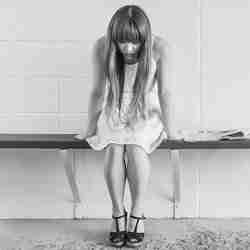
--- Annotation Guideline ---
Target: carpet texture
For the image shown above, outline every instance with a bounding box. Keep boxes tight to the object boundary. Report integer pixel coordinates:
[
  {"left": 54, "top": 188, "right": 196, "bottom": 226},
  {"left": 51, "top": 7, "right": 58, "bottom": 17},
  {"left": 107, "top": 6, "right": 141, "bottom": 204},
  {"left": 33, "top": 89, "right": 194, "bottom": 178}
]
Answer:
[{"left": 3, "top": 224, "right": 250, "bottom": 250}]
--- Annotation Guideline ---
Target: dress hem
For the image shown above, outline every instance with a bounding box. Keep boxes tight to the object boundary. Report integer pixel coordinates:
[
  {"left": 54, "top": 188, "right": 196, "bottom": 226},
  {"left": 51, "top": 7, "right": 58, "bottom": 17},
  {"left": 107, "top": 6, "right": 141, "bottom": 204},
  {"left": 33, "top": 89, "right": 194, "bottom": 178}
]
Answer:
[{"left": 86, "top": 129, "right": 167, "bottom": 154}]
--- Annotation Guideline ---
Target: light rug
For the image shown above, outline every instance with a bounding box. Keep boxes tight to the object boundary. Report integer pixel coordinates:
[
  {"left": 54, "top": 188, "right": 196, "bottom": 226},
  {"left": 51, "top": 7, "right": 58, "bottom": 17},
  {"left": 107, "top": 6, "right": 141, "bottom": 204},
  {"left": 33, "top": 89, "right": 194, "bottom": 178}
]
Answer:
[{"left": 2, "top": 224, "right": 250, "bottom": 250}]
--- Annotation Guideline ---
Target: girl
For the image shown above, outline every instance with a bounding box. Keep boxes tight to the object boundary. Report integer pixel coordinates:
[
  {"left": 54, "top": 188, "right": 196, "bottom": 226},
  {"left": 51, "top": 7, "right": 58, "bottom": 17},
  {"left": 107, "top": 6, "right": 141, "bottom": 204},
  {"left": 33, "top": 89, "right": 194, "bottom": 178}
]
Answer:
[{"left": 78, "top": 4, "right": 175, "bottom": 248}]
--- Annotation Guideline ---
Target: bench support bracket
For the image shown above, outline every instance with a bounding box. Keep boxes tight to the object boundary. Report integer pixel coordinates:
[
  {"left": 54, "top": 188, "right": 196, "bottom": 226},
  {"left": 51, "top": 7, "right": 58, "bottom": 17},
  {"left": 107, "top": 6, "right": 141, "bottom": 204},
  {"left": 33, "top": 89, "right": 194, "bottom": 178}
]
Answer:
[
  {"left": 60, "top": 149, "right": 81, "bottom": 204},
  {"left": 170, "top": 149, "right": 181, "bottom": 219}
]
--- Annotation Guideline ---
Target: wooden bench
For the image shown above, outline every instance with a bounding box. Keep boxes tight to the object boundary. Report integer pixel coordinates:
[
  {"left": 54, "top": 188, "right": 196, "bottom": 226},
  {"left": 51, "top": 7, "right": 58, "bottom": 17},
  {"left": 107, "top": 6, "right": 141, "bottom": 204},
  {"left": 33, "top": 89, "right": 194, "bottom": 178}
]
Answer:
[{"left": 0, "top": 133, "right": 249, "bottom": 218}]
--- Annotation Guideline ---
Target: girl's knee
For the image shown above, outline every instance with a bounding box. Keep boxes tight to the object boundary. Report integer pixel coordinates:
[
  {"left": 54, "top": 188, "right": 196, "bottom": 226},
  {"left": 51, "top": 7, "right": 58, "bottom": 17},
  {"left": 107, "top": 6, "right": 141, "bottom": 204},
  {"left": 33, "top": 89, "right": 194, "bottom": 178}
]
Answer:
[
  {"left": 125, "top": 144, "right": 147, "bottom": 155},
  {"left": 106, "top": 143, "right": 125, "bottom": 155}
]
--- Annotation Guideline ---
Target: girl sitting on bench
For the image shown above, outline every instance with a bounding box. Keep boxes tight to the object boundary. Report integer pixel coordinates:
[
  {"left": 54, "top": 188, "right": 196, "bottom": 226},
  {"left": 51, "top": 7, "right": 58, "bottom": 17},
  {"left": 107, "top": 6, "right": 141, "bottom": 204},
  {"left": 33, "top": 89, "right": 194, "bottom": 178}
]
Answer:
[{"left": 83, "top": 4, "right": 175, "bottom": 247}]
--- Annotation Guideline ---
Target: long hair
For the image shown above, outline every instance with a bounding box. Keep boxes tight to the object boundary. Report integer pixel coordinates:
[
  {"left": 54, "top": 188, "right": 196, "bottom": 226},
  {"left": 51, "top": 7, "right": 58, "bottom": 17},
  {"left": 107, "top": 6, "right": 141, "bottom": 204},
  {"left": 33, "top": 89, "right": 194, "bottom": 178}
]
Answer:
[{"left": 104, "top": 5, "right": 153, "bottom": 128}]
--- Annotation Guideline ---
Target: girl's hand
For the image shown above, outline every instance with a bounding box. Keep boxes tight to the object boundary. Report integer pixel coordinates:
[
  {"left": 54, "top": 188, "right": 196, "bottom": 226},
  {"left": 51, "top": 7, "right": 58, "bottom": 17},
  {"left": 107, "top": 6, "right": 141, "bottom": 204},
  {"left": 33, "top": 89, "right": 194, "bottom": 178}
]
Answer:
[
  {"left": 74, "top": 134, "right": 85, "bottom": 140},
  {"left": 164, "top": 129, "right": 183, "bottom": 140},
  {"left": 74, "top": 126, "right": 97, "bottom": 140},
  {"left": 167, "top": 136, "right": 182, "bottom": 140}
]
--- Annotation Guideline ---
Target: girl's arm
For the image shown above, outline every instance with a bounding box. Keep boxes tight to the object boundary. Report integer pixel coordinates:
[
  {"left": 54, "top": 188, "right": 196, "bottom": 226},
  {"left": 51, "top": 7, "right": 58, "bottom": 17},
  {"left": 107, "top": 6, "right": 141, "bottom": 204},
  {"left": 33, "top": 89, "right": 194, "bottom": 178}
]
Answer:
[
  {"left": 84, "top": 37, "right": 107, "bottom": 138},
  {"left": 156, "top": 38, "right": 176, "bottom": 139}
]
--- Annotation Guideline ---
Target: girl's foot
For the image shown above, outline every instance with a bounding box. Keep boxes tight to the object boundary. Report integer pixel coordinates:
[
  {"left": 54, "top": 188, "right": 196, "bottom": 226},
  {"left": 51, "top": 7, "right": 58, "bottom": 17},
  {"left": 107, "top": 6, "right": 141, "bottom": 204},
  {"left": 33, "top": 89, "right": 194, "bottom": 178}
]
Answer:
[
  {"left": 109, "top": 209, "right": 127, "bottom": 247},
  {"left": 126, "top": 213, "right": 146, "bottom": 248}
]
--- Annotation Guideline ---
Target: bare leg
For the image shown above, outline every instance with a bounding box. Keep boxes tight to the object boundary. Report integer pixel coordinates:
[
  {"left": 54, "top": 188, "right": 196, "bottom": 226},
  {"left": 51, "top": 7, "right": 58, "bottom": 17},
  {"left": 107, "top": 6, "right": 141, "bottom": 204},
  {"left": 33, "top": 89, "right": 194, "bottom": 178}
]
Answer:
[
  {"left": 125, "top": 144, "right": 151, "bottom": 232},
  {"left": 104, "top": 143, "right": 127, "bottom": 231}
]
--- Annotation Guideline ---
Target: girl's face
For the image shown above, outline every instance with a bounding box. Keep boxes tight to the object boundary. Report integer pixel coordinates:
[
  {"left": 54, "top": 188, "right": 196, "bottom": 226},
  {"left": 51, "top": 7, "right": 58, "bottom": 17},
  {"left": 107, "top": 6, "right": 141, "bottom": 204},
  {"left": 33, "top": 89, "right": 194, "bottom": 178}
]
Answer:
[{"left": 117, "top": 41, "right": 141, "bottom": 63}]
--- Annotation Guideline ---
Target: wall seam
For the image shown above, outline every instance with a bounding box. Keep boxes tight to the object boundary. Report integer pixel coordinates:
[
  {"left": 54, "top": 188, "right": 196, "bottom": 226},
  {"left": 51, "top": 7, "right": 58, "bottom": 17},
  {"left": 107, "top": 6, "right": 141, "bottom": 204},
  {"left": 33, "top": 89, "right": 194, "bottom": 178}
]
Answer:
[
  {"left": 57, "top": 79, "right": 61, "bottom": 130},
  {"left": 197, "top": 0, "right": 203, "bottom": 218}
]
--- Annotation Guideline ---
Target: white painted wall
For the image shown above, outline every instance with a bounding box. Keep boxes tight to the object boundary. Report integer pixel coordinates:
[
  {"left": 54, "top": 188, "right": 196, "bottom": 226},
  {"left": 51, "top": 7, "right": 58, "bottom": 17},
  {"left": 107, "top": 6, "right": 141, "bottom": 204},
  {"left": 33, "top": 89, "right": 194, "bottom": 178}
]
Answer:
[{"left": 0, "top": 0, "right": 249, "bottom": 218}]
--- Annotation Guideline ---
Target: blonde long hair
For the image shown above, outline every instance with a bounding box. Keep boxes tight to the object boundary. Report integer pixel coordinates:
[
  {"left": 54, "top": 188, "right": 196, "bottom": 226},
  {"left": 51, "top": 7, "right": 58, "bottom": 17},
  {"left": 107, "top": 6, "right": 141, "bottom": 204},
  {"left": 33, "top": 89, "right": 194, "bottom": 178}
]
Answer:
[{"left": 104, "top": 5, "right": 153, "bottom": 128}]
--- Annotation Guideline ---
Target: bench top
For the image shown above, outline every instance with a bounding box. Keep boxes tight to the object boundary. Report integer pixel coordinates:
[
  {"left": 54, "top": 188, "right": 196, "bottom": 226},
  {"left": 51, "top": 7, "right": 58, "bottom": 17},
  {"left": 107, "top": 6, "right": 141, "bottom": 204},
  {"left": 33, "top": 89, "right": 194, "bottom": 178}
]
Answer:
[{"left": 0, "top": 133, "right": 250, "bottom": 149}]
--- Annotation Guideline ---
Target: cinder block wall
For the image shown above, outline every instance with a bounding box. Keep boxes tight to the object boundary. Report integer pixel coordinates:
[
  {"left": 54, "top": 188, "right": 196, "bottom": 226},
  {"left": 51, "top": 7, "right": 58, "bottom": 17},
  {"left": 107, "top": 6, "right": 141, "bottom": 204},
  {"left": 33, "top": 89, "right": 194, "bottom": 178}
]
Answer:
[{"left": 0, "top": 0, "right": 249, "bottom": 218}]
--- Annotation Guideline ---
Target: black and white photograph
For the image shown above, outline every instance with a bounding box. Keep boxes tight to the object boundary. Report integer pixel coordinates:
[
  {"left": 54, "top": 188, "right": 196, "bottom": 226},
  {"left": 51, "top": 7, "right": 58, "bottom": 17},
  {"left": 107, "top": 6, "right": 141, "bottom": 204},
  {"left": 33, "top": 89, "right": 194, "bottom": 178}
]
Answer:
[{"left": 1, "top": 1, "right": 250, "bottom": 249}]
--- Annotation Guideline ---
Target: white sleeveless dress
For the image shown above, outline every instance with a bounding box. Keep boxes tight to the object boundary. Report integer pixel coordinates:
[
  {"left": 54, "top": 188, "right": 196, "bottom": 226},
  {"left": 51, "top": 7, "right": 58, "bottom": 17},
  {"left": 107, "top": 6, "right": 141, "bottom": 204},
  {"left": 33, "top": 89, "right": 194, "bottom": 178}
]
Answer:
[{"left": 86, "top": 57, "right": 168, "bottom": 154}]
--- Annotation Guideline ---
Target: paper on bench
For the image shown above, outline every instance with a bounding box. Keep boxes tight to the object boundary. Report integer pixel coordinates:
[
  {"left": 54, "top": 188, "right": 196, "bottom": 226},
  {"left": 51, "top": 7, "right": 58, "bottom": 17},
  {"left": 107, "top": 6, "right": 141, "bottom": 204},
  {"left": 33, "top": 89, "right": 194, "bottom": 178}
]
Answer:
[{"left": 178, "top": 128, "right": 250, "bottom": 141}]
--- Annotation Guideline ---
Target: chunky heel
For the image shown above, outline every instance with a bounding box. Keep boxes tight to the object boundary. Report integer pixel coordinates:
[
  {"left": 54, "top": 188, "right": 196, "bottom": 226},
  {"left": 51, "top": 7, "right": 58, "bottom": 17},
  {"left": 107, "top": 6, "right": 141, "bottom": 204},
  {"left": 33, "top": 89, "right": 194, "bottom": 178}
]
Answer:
[
  {"left": 109, "top": 209, "right": 128, "bottom": 247},
  {"left": 126, "top": 214, "right": 146, "bottom": 248}
]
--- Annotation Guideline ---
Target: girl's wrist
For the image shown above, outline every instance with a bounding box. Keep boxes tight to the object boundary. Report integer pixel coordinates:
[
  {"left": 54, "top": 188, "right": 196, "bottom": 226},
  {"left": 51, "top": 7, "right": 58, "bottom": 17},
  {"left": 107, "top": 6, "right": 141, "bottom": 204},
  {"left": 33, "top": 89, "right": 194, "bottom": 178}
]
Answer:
[
  {"left": 85, "top": 126, "right": 97, "bottom": 137},
  {"left": 164, "top": 128, "right": 181, "bottom": 140}
]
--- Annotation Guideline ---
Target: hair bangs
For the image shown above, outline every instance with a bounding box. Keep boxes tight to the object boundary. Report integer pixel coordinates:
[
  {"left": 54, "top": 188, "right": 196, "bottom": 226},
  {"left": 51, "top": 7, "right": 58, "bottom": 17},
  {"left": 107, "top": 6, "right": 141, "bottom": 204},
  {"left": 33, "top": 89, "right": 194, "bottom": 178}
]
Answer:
[{"left": 113, "top": 18, "right": 144, "bottom": 44}]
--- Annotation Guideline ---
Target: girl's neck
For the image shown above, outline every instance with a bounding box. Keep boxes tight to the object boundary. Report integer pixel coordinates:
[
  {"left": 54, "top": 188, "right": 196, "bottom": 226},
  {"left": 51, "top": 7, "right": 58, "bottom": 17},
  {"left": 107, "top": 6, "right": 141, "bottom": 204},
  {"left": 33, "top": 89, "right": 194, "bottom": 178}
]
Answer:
[
  {"left": 125, "top": 61, "right": 139, "bottom": 66},
  {"left": 123, "top": 55, "right": 139, "bottom": 65}
]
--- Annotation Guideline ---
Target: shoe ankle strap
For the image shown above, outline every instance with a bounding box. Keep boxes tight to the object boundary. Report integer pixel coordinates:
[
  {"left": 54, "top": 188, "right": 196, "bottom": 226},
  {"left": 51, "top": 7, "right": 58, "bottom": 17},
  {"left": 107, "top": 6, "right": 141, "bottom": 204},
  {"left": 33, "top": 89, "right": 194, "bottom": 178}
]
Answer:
[
  {"left": 129, "top": 214, "right": 146, "bottom": 233},
  {"left": 112, "top": 209, "right": 127, "bottom": 219},
  {"left": 130, "top": 214, "right": 146, "bottom": 220},
  {"left": 112, "top": 214, "right": 126, "bottom": 219}
]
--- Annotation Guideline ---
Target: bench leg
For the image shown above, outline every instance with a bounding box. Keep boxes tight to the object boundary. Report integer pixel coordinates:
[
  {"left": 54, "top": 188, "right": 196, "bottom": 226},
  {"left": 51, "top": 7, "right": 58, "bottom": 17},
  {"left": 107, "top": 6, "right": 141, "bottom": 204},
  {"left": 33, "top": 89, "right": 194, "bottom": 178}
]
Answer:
[
  {"left": 170, "top": 149, "right": 181, "bottom": 219},
  {"left": 60, "top": 149, "right": 81, "bottom": 204}
]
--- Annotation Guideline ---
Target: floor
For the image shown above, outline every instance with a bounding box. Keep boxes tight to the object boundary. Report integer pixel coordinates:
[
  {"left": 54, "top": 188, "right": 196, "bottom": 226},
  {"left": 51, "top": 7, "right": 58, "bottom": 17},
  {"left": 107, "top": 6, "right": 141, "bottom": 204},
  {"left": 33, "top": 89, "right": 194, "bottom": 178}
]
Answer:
[{"left": 1, "top": 218, "right": 250, "bottom": 249}]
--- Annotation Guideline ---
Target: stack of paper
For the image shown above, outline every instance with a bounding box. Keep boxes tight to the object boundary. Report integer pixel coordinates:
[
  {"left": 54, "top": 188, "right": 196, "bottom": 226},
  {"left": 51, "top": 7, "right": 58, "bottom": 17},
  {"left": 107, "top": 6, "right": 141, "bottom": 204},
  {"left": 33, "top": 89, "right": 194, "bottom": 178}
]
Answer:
[{"left": 177, "top": 128, "right": 250, "bottom": 142}]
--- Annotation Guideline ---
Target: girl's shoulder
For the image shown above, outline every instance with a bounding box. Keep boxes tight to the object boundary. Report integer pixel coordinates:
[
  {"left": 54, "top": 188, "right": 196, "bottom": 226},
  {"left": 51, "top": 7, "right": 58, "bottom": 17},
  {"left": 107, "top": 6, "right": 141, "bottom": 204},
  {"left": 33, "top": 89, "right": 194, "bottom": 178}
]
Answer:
[
  {"left": 152, "top": 35, "right": 170, "bottom": 65},
  {"left": 93, "top": 35, "right": 107, "bottom": 64}
]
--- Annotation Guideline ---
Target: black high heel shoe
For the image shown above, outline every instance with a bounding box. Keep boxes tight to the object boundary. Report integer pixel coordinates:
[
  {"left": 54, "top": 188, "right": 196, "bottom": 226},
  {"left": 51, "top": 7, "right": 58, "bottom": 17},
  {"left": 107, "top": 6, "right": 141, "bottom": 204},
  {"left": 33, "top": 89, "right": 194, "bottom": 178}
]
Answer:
[
  {"left": 109, "top": 209, "right": 128, "bottom": 247},
  {"left": 126, "top": 214, "right": 146, "bottom": 248}
]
